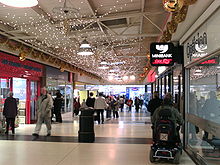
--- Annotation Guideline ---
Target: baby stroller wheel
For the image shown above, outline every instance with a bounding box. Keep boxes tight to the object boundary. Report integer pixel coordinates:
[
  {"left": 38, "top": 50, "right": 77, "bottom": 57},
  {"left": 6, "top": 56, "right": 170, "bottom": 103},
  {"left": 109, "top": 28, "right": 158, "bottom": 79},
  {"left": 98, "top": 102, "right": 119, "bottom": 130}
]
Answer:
[
  {"left": 173, "top": 151, "right": 181, "bottom": 164},
  {"left": 149, "top": 149, "right": 156, "bottom": 163}
]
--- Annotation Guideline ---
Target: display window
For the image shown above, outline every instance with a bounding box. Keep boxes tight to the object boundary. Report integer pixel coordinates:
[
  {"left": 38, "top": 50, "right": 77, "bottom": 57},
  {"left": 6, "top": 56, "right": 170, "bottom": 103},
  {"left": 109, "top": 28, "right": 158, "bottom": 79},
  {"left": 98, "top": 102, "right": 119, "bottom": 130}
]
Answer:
[{"left": 186, "top": 55, "right": 220, "bottom": 164}]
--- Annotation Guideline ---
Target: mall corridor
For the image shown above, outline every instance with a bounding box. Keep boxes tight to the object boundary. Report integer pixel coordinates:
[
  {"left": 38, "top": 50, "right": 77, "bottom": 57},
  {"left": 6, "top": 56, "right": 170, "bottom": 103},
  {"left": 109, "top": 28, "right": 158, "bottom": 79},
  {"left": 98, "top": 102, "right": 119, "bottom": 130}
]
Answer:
[
  {"left": 1, "top": 0, "right": 220, "bottom": 165},
  {"left": 0, "top": 111, "right": 195, "bottom": 165}
]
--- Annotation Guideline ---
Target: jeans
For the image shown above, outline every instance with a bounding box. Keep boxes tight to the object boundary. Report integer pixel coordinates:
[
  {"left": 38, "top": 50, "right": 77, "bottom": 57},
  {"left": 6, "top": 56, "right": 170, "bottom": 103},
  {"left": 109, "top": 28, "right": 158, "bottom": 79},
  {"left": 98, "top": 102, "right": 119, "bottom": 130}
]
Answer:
[{"left": 97, "top": 109, "right": 104, "bottom": 124}]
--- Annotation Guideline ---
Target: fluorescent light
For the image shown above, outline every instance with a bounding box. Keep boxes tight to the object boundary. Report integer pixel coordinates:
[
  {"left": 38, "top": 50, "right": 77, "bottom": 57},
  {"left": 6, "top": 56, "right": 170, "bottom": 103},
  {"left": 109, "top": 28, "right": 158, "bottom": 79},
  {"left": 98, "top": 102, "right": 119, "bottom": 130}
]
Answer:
[
  {"left": 194, "top": 73, "right": 203, "bottom": 76},
  {"left": 0, "top": 0, "right": 38, "bottom": 7},
  {"left": 77, "top": 48, "right": 94, "bottom": 55},
  {"left": 195, "top": 69, "right": 202, "bottom": 73},
  {"left": 80, "top": 39, "right": 91, "bottom": 48},
  {"left": 98, "top": 66, "right": 109, "bottom": 69},
  {"left": 100, "top": 61, "right": 108, "bottom": 65},
  {"left": 77, "top": 51, "right": 94, "bottom": 56}
]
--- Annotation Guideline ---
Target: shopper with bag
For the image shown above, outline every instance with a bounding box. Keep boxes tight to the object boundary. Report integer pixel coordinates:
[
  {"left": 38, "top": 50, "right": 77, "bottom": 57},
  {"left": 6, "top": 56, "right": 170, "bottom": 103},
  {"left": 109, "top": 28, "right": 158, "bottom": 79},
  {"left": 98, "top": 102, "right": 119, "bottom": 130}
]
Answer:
[{"left": 3, "top": 92, "right": 17, "bottom": 135}]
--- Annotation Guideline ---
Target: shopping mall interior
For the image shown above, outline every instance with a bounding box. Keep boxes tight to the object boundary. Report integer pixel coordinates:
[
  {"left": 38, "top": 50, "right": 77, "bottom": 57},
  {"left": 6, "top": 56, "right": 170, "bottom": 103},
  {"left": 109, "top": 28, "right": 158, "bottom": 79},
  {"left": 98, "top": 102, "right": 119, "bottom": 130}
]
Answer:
[{"left": 0, "top": 0, "right": 220, "bottom": 165}]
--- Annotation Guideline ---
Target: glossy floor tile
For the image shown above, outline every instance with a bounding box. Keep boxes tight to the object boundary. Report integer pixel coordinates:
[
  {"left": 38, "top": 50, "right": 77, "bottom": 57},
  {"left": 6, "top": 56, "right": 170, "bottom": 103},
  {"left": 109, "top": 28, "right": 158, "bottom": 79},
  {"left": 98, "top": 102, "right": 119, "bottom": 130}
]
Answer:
[{"left": 0, "top": 110, "right": 195, "bottom": 165}]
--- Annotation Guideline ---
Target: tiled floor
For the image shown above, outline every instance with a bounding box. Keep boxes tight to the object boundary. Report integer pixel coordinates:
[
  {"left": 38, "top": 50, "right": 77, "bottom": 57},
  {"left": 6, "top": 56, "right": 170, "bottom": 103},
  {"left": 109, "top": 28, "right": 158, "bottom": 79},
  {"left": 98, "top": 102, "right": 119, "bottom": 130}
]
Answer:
[{"left": 0, "top": 109, "right": 196, "bottom": 165}]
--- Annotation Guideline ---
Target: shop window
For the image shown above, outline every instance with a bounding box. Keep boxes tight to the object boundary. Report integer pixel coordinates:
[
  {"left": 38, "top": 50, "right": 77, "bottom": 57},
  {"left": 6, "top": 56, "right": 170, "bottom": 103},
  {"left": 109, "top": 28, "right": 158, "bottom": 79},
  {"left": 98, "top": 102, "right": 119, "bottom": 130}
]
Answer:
[{"left": 188, "top": 56, "right": 220, "bottom": 164}]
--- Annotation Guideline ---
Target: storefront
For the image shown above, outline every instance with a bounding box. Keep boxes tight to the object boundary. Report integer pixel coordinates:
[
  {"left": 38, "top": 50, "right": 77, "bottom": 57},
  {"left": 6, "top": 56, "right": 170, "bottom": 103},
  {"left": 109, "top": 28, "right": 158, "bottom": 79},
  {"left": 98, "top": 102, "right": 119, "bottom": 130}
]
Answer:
[
  {"left": 46, "top": 66, "right": 73, "bottom": 113},
  {"left": 149, "top": 42, "right": 184, "bottom": 109},
  {"left": 0, "top": 51, "right": 43, "bottom": 124},
  {"left": 182, "top": 2, "right": 220, "bottom": 164}
]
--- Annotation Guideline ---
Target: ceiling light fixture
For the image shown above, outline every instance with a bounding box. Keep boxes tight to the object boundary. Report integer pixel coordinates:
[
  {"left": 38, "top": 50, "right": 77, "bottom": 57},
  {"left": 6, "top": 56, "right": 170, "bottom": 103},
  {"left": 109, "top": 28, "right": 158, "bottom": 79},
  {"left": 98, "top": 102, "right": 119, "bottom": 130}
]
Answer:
[
  {"left": 77, "top": 39, "right": 94, "bottom": 56},
  {"left": 98, "top": 65, "right": 109, "bottom": 69},
  {"left": 0, "top": 0, "right": 38, "bottom": 8},
  {"left": 130, "top": 75, "right": 135, "bottom": 80},
  {"left": 122, "top": 76, "right": 129, "bottom": 81},
  {"left": 80, "top": 39, "right": 91, "bottom": 48}
]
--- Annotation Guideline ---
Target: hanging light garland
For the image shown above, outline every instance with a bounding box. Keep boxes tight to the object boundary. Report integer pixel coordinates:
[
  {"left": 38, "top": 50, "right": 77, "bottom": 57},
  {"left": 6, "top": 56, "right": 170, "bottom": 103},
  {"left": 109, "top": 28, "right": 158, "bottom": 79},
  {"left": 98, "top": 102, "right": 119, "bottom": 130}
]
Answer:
[{"left": 0, "top": 0, "right": 149, "bottom": 82}]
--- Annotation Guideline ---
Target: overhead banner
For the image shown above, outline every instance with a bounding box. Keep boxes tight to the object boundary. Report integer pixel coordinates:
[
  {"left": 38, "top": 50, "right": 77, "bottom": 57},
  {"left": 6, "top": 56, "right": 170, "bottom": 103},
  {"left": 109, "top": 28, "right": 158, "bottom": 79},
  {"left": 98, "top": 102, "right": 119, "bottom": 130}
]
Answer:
[{"left": 150, "top": 42, "right": 175, "bottom": 66}]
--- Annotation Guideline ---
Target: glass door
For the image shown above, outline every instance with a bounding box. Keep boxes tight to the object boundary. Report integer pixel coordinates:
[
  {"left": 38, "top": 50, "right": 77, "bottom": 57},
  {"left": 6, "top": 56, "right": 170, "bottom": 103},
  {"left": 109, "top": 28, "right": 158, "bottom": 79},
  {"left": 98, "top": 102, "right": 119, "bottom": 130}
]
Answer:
[
  {"left": 0, "top": 78, "right": 11, "bottom": 116},
  {"left": 13, "top": 78, "right": 27, "bottom": 124},
  {"left": 30, "top": 81, "right": 37, "bottom": 122}
]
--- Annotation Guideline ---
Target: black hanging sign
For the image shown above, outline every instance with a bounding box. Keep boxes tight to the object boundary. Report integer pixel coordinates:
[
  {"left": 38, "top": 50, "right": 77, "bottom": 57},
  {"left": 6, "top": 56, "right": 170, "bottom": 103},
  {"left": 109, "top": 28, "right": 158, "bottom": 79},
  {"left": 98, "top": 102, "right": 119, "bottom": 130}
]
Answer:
[{"left": 150, "top": 42, "right": 175, "bottom": 66}]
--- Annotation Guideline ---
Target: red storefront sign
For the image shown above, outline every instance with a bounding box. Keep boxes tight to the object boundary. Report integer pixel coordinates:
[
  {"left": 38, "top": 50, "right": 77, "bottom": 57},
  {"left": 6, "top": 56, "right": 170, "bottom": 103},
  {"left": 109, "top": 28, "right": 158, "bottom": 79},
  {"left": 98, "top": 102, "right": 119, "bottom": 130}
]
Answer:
[
  {"left": 147, "top": 70, "right": 156, "bottom": 83},
  {"left": 0, "top": 51, "right": 43, "bottom": 80}
]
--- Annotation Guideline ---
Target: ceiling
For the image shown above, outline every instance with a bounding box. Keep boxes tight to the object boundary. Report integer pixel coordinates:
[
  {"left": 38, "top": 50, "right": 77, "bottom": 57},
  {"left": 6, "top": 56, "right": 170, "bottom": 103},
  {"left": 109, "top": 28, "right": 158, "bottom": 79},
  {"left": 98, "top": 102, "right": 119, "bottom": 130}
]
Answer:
[{"left": 0, "top": 0, "right": 168, "bottom": 84}]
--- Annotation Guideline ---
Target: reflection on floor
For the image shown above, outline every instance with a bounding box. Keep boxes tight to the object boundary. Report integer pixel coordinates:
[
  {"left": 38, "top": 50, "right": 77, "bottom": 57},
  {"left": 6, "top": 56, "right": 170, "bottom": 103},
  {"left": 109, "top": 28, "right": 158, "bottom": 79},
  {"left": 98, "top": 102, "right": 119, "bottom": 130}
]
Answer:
[{"left": 0, "top": 109, "right": 195, "bottom": 165}]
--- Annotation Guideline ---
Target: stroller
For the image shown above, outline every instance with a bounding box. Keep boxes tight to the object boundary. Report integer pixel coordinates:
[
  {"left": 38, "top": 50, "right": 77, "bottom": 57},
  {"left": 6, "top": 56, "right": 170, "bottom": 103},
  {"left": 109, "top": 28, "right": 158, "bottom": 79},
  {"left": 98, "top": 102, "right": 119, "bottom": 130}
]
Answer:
[{"left": 150, "top": 108, "right": 182, "bottom": 164}]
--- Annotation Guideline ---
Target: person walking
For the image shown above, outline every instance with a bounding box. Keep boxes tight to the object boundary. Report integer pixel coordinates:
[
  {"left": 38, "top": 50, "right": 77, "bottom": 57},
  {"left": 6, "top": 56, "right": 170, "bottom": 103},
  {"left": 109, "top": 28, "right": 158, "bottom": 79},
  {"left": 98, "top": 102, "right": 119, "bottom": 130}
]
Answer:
[
  {"left": 111, "top": 97, "right": 119, "bottom": 118},
  {"left": 147, "top": 91, "right": 162, "bottom": 122},
  {"left": 86, "top": 92, "right": 95, "bottom": 108},
  {"left": 94, "top": 93, "right": 108, "bottom": 124},
  {"left": 73, "top": 98, "right": 81, "bottom": 116},
  {"left": 105, "top": 96, "right": 112, "bottom": 118},
  {"left": 32, "top": 87, "right": 53, "bottom": 137},
  {"left": 126, "top": 98, "right": 133, "bottom": 112},
  {"left": 3, "top": 92, "right": 17, "bottom": 135},
  {"left": 119, "top": 96, "right": 124, "bottom": 112},
  {"left": 53, "top": 90, "right": 63, "bottom": 123},
  {"left": 134, "top": 97, "right": 140, "bottom": 113}
]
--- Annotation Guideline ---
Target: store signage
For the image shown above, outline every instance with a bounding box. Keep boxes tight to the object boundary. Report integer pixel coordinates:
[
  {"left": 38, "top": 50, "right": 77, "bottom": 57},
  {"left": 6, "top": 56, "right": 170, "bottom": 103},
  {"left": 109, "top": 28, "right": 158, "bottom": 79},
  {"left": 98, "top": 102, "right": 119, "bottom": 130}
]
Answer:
[
  {"left": 1, "top": 59, "right": 41, "bottom": 72},
  {"left": 147, "top": 70, "right": 156, "bottom": 83},
  {"left": 199, "top": 57, "right": 219, "bottom": 66},
  {"left": 0, "top": 52, "right": 43, "bottom": 78},
  {"left": 126, "top": 87, "right": 130, "bottom": 99},
  {"left": 131, "top": 87, "right": 138, "bottom": 91},
  {"left": 186, "top": 32, "right": 208, "bottom": 61},
  {"left": 150, "top": 43, "right": 175, "bottom": 66}
]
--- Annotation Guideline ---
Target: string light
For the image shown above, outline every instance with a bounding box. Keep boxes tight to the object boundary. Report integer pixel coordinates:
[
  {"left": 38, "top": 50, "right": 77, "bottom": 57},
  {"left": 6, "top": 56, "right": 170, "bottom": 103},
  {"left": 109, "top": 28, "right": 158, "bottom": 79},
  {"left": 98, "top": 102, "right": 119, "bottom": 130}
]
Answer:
[{"left": 0, "top": 0, "right": 145, "bottom": 82}]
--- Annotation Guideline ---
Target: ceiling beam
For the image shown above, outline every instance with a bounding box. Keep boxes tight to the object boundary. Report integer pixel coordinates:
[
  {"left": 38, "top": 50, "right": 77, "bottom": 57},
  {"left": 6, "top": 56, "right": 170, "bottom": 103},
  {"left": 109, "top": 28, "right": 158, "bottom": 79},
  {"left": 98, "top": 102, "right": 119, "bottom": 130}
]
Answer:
[
  {"left": 97, "top": 11, "right": 165, "bottom": 22},
  {"left": 31, "top": 5, "right": 54, "bottom": 23},
  {"left": 70, "top": 33, "right": 159, "bottom": 39},
  {"left": 11, "top": 10, "right": 165, "bottom": 30},
  {"left": 120, "top": 16, "right": 140, "bottom": 35},
  {"left": 84, "top": 0, "right": 110, "bottom": 44},
  {"left": 143, "top": 14, "right": 163, "bottom": 32}
]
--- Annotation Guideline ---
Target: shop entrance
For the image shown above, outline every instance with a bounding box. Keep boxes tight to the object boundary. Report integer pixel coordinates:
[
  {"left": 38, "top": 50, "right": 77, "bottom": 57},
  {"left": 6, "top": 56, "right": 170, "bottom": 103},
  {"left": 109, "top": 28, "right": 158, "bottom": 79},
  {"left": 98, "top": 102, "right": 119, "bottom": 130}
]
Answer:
[{"left": 0, "top": 77, "right": 39, "bottom": 124}]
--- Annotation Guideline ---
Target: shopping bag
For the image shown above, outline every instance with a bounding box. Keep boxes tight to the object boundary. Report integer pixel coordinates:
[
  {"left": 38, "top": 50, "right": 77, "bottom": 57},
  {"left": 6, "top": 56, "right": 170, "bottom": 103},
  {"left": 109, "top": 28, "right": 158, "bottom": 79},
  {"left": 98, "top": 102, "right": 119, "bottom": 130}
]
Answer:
[{"left": 15, "top": 116, "right": 19, "bottom": 128}]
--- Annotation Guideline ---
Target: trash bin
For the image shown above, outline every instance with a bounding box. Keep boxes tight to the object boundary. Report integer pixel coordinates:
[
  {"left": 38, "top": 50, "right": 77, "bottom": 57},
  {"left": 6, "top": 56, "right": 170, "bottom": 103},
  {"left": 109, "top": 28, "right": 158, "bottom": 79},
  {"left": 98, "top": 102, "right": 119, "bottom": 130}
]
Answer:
[{"left": 78, "top": 108, "right": 95, "bottom": 142}]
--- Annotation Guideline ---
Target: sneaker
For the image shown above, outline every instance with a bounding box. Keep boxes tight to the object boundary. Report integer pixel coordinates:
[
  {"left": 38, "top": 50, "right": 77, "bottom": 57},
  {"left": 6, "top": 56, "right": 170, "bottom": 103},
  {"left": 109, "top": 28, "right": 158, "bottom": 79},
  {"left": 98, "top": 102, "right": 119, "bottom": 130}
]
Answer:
[{"left": 32, "top": 133, "right": 39, "bottom": 137}]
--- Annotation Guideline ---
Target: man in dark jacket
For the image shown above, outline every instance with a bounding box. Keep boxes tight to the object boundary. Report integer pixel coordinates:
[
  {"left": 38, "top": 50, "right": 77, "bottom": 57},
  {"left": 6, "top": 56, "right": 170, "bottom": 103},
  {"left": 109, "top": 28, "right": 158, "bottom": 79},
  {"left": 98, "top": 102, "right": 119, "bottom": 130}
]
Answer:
[
  {"left": 53, "top": 90, "right": 63, "bottom": 123},
  {"left": 3, "top": 92, "right": 18, "bottom": 135},
  {"left": 147, "top": 91, "right": 162, "bottom": 121},
  {"left": 86, "top": 92, "right": 95, "bottom": 108}
]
